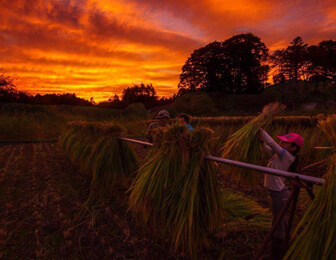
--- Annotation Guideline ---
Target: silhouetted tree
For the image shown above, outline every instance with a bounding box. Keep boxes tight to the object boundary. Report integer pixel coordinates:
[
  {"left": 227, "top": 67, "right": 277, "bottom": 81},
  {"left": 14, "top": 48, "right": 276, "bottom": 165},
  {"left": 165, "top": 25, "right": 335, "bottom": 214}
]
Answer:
[
  {"left": 33, "top": 93, "right": 92, "bottom": 106},
  {"left": 178, "top": 33, "right": 269, "bottom": 94},
  {"left": 308, "top": 40, "right": 336, "bottom": 83},
  {"left": 179, "top": 41, "right": 225, "bottom": 93},
  {"left": 98, "top": 84, "right": 173, "bottom": 109},
  {"left": 271, "top": 37, "right": 309, "bottom": 82},
  {"left": 273, "top": 72, "right": 286, "bottom": 85},
  {"left": 223, "top": 33, "right": 270, "bottom": 93},
  {"left": 113, "top": 94, "right": 120, "bottom": 102},
  {"left": 122, "top": 83, "right": 157, "bottom": 103},
  {"left": 0, "top": 69, "right": 18, "bottom": 102}
]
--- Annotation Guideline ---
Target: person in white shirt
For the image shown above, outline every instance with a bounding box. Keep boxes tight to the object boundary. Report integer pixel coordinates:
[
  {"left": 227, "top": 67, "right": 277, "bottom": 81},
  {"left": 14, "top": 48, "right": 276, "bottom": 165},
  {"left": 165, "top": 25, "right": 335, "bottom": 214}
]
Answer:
[{"left": 259, "top": 129, "right": 304, "bottom": 260}]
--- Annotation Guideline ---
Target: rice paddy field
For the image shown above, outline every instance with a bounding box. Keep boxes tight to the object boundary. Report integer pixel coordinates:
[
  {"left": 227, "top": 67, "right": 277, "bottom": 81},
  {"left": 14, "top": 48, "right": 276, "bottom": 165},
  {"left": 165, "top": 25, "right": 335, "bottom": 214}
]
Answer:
[{"left": 0, "top": 112, "right": 333, "bottom": 259}]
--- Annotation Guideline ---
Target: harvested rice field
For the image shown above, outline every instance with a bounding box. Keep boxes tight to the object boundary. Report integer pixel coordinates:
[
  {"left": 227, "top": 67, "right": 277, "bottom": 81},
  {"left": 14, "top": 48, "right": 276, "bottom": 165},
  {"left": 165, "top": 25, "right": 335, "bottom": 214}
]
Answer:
[
  {"left": 0, "top": 115, "right": 331, "bottom": 259},
  {"left": 0, "top": 142, "right": 272, "bottom": 259}
]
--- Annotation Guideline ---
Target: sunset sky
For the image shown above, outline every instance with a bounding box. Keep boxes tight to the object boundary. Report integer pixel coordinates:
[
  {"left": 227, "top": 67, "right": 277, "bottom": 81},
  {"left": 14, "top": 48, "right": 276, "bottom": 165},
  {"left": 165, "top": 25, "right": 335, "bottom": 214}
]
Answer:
[{"left": 1, "top": 0, "right": 335, "bottom": 101}]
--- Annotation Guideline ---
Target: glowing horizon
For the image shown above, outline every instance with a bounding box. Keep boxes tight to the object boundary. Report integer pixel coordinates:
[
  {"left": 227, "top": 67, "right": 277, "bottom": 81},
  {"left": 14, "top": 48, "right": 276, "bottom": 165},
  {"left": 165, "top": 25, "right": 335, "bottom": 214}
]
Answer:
[{"left": 1, "top": 0, "right": 335, "bottom": 101}]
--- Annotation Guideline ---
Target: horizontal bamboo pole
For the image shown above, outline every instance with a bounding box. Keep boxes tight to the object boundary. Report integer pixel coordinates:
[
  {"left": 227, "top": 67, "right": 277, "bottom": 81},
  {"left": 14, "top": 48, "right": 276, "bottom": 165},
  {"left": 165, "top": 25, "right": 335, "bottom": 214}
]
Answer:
[
  {"left": 205, "top": 155, "right": 324, "bottom": 186},
  {"left": 117, "top": 137, "right": 325, "bottom": 186},
  {"left": 118, "top": 137, "right": 153, "bottom": 147}
]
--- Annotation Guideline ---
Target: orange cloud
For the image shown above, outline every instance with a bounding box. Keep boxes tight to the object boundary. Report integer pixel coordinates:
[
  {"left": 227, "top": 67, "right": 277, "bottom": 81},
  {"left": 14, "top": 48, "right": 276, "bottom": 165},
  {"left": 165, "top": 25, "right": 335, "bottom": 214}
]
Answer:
[{"left": 0, "top": 0, "right": 335, "bottom": 101}]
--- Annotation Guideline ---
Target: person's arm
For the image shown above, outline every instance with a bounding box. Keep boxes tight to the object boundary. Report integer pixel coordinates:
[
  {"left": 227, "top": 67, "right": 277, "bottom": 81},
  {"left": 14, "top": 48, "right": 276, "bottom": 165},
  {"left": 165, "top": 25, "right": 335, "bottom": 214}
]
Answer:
[
  {"left": 259, "top": 129, "right": 274, "bottom": 155},
  {"left": 260, "top": 142, "right": 274, "bottom": 156},
  {"left": 260, "top": 129, "right": 286, "bottom": 158}
]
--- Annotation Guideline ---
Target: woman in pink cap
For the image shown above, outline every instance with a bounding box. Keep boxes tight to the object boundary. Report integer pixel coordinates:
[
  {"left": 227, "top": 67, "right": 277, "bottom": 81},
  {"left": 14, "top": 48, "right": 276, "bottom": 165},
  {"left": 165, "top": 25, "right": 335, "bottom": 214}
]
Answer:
[{"left": 259, "top": 128, "right": 304, "bottom": 260}]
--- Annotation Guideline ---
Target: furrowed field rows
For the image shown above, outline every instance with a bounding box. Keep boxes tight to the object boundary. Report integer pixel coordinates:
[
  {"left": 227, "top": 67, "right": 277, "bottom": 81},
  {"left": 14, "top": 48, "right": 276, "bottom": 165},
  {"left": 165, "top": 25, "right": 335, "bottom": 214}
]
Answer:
[
  {"left": 0, "top": 142, "right": 266, "bottom": 259},
  {"left": 0, "top": 144, "right": 35, "bottom": 258},
  {"left": 0, "top": 145, "right": 16, "bottom": 182},
  {"left": 0, "top": 144, "right": 154, "bottom": 259}
]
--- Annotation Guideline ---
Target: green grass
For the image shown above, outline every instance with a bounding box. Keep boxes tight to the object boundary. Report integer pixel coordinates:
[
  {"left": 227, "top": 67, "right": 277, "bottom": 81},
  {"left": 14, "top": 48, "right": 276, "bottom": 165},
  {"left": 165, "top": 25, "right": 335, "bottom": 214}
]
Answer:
[{"left": 0, "top": 103, "right": 147, "bottom": 141}]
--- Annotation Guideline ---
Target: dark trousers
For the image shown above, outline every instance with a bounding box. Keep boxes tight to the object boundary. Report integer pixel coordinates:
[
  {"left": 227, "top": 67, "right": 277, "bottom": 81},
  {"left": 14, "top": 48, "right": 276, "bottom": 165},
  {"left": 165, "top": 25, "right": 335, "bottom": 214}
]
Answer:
[{"left": 269, "top": 189, "right": 290, "bottom": 258}]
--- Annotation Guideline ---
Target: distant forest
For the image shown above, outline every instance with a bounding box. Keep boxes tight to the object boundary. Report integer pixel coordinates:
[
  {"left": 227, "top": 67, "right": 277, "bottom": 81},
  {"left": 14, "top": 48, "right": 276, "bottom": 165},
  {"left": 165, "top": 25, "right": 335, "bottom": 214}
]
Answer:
[
  {"left": 178, "top": 33, "right": 336, "bottom": 95},
  {"left": 1, "top": 33, "right": 335, "bottom": 108}
]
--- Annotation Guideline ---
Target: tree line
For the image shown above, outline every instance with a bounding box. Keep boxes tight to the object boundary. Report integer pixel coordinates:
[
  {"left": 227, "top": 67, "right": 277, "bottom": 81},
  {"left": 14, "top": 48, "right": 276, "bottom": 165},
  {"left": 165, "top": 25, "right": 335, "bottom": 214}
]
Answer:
[
  {"left": 98, "top": 83, "right": 173, "bottom": 109},
  {"left": 178, "top": 33, "right": 336, "bottom": 95},
  {"left": 0, "top": 72, "right": 172, "bottom": 108}
]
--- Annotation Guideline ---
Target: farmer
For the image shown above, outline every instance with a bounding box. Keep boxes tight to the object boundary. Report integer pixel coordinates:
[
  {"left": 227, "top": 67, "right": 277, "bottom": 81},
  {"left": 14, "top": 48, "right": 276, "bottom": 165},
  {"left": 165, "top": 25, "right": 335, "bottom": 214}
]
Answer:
[
  {"left": 178, "top": 113, "right": 194, "bottom": 132},
  {"left": 259, "top": 129, "right": 303, "bottom": 260},
  {"left": 145, "top": 110, "right": 170, "bottom": 142}
]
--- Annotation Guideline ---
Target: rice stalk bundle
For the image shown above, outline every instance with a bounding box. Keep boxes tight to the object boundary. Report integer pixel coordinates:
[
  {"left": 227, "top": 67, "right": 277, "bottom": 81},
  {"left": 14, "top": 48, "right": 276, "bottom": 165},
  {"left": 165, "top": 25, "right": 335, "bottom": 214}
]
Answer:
[
  {"left": 129, "top": 124, "right": 190, "bottom": 225},
  {"left": 57, "top": 121, "right": 85, "bottom": 151},
  {"left": 222, "top": 189, "right": 271, "bottom": 231},
  {"left": 221, "top": 103, "right": 285, "bottom": 185},
  {"left": 129, "top": 124, "right": 224, "bottom": 256},
  {"left": 57, "top": 121, "right": 97, "bottom": 171},
  {"left": 58, "top": 121, "right": 138, "bottom": 202},
  {"left": 284, "top": 115, "right": 336, "bottom": 260},
  {"left": 210, "top": 124, "right": 240, "bottom": 155},
  {"left": 300, "top": 127, "right": 329, "bottom": 167},
  {"left": 167, "top": 127, "right": 224, "bottom": 254},
  {"left": 88, "top": 127, "right": 138, "bottom": 202}
]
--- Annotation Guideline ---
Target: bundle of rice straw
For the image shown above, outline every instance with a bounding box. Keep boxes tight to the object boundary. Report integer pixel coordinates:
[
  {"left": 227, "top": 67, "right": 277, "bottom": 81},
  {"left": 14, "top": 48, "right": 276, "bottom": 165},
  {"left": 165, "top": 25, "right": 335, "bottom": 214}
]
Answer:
[
  {"left": 129, "top": 124, "right": 224, "bottom": 256},
  {"left": 57, "top": 121, "right": 97, "bottom": 173},
  {"left": 221, "top": 102, "right": 285, "bottom": 185},
  {"left": 284, "top": 115, "right": 336, "bottom": 260},
  {"left": 222, "top": 189, "right": 271, "bottom": 231},
  {"left": 88, "top": 123, "right": 138, "bottom": 202},
  {"left": 58, "top": 122, "right": 138, "bottom": 202}
]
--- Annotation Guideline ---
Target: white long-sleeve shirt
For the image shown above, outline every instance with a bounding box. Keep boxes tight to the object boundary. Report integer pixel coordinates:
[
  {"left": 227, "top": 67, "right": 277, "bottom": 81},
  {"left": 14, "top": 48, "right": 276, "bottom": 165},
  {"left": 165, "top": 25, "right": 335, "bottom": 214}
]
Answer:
[{"left": 260, "top": 130, "right": 295, "bottom": 191}]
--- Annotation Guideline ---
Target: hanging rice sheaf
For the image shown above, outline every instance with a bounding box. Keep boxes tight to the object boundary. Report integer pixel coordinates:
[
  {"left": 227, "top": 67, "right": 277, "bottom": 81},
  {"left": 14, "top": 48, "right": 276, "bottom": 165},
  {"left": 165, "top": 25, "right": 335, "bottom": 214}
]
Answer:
[
  {"left": 221, "top": 103, "right": 285, "bottom": 185},
  {"left": 88, "top": 123, "right": 138, "bottom": 202},
  {"left": 129, "top": 124, "right": 224, "bottom": 256},
  {"left": 284, "top": 115, "right": 336, "bottom": 260},
  {"left": 58, "top": 121, "right": 97, "bottom": 173},
  {"left": 58, "top": 121, "right": 138, "bottom": 202}
]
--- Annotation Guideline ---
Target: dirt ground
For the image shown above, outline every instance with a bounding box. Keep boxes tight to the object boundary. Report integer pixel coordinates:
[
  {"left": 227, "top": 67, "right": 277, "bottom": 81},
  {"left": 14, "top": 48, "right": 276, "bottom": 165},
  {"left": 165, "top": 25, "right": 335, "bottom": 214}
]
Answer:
[{"left": 0, "top": 142, "right": 316, "bottom": 259}]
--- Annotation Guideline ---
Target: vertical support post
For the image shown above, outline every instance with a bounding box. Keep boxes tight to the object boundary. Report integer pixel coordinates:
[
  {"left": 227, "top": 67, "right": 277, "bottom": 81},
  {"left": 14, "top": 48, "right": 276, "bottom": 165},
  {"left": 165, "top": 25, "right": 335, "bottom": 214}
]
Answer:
[
  {"left": 305, "top": 183, "right": 315, "bottom": 200},
  {"left": 280, "top": 177, "right": 315, "bottom": 257}
]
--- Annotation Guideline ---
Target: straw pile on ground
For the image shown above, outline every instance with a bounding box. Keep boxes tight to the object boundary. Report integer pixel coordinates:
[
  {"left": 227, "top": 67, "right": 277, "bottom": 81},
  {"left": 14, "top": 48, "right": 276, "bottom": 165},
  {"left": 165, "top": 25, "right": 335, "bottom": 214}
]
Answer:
[
  {"left": 221, "top": 103, "right": 285, "bottom": 185},
  {"left": 222, "top": 189, "right": 271, "bottom": 231},
  {"left": 129, "top": 124, "right": 224, "bottom": 256},
  {"left": 284, "top": 115, "right": 336, "bottom": 260},
  {"left": 58, "top": 121, "right": 137, "bottom": 202}
]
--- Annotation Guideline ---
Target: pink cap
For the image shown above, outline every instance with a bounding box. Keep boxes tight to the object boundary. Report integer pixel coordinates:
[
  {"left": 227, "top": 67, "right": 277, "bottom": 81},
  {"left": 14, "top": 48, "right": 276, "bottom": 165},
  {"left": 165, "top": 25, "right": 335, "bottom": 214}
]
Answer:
[{"left": 277, "top": 133, "right": 304, "bottom": 147}]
